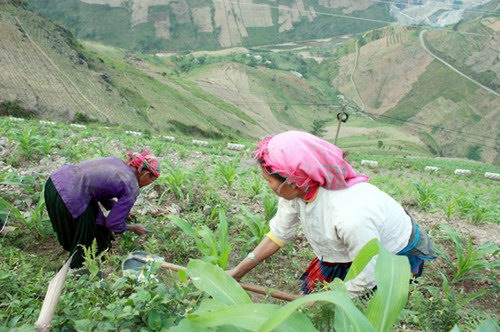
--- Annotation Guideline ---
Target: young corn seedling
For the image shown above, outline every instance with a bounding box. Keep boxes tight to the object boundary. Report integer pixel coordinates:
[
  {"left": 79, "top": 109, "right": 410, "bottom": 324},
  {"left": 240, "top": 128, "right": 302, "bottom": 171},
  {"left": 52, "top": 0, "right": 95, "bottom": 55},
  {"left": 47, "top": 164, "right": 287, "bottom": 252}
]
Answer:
[
  {"left": 454, "top": 194, "right": 490, "bottom": 223},
  {"left": 249, "top": 173, "right": 263, "bottom": 199},
  {"left": 157, "top": 164, "right": 191, "bottom": 203},
  {"left": 236, "top": 206, "right": 270, "bottom": 252},
  {"left": 0, "top": 172, "right": 36, "bottom": 193},
  {"left": 434, "top": 224, "right": 499, "bottom": 284},
  {"left": 414, "top": 182, "right": 438, "bottom": 211},
  {"left": 169, "top": 209, "right": 231, "bottom": 269},
  {"left": 262, "top": 193, "right": 278, "bottom": 221},
  {"left": 215, "top": 159, "right": 239, "bottom": 187},
  {"left": 17, "top": 129, "right": 41, "bottom": 159}
]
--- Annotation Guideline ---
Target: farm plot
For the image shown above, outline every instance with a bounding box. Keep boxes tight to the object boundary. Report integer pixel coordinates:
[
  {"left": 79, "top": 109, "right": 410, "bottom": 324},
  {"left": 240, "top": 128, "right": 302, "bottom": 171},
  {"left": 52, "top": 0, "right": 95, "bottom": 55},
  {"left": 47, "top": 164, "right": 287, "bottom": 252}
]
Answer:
[{"left": 0, "top": 117, "right": 498, "bottom": 331}]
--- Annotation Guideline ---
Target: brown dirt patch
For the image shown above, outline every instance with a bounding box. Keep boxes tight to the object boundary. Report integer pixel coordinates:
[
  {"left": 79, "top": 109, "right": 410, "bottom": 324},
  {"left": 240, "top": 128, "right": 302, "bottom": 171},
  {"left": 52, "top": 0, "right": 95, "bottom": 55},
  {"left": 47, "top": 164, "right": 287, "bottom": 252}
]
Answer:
[
  {"left": 192, "top": 6, "right": 214, "bottom": 33},
  {"left": 239, "top": 2, "right": 273, "bottom": 27},
  {"left": 333, "top": 27, "right": 433, "bottom": 114},
  {"left": 318, "top": 0, "right": 372, "bottom": 13},
  {"left": 191, "top": 63, "right": 288, "bottom": 135},
  {"left": 298, "top": 51, "right": 325, "bottom": 63}
]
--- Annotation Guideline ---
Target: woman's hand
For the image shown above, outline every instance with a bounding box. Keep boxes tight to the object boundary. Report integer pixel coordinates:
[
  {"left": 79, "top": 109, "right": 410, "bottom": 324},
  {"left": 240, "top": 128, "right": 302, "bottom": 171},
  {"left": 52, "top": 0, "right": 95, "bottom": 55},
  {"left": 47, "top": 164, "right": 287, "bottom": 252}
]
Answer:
[
  {"left": 127, "top": 224, "right": 148, "bottom": 234},
  {"left": 227, "top": 237, "right": 282, "bottom": 281}
]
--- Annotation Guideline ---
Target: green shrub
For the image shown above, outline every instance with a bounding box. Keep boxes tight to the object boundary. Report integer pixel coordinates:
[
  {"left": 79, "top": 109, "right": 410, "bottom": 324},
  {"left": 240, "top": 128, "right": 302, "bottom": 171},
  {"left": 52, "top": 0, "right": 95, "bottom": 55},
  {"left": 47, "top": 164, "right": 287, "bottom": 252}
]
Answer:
[{"left": 0, "top": 100, "right": 35, "bottom": 119}]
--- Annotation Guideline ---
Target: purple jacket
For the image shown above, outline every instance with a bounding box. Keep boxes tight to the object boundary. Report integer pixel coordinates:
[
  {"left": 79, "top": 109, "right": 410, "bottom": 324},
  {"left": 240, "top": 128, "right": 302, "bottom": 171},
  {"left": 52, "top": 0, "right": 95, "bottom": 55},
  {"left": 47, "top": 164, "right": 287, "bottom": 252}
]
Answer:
[{"left": 50, "top": 157, "right": 139, "bottom": 234}]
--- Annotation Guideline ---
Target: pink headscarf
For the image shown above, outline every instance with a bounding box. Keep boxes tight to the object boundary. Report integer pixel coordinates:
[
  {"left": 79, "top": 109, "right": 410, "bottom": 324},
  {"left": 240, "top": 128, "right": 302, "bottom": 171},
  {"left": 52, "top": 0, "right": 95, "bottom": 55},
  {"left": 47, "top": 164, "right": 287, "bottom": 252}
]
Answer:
[
  {"left": 255, "top": 131, "right": 369, "bottom": 200},
  {"left": 125, "top": 149, "right": 160, "bottom": 177}
]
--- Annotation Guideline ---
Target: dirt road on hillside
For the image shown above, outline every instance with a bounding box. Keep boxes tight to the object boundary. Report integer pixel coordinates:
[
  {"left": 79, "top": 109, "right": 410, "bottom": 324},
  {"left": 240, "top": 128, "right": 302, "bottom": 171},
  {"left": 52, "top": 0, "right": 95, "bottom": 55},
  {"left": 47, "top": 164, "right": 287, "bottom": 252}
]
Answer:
[{"left": 419, "top": 30, "right": 499, "bottom": 97}]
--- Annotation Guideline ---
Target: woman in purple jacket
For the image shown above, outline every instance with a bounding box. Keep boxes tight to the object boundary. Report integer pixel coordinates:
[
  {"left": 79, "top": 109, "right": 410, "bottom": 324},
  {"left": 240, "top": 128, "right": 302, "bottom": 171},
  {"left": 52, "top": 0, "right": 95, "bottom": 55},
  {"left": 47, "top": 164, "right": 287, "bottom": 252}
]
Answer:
[{"left": 44, "top": 149, "right": 160, "bottom": 270}]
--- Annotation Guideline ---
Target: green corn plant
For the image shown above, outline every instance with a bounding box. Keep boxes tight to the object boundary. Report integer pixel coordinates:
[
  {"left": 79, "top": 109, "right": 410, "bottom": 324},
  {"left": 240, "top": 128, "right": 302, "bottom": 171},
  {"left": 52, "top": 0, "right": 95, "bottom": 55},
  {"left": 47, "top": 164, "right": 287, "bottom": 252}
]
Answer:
[
  {"left": 169, "top": 209, "right": 231, "bottom": 269},
  {"left": 0, "top": 172, "right": 35, "bottom": 194},
  {"left": 89, "top": 141, "right": 109, "bottom": 157},
  {"left": 178, "top": 146, "right": 187, "bottom": 159},
  {"left": 215, "top": 159, "right": 239, "bottom": 187},
  {"left": 434, "top": 224, "right": 499, "bottom": 284},
  {"left": 157, "top": 164, "right": 191, "bottom": 203},
  {"left": 444, "top": 200, "right": 456, "bottom": 220},
  {"left": 262, "top": 193, "right": 278, "bottom": 221},
  {"left": 150, "top": 141, "right": 164, "bottom": 156},
  {"left": 17, "top": 129, "right": 40, "bottom": 159},
  {"left": 236, "top": 206, "right": 270, "bottom": 251},
  {"left": 454, "top": 194, "right": 491, "bottom": 224},
  {"left": 37, "top": 138, "right": 56, "bottom": 155},
  {"left": 414, "top": 182, "right": 438, "bottom": 211},
  {"left": 26, "top": 190, "right": 51, "bottom": 240},
  {"left": 193, "top": 164, "right": 209, "bottom": 185},
  {"left": 249, "top": 173, "right": 263, "bottom": 198},
  {"left": 172, "top": 239, "right": 412, "bottom": 332},
  {"left": 0, "top": 191, "right": 50, "bottom": 240},
  {"left": 0, "top": 197, "right": 25, "bottom": 227}
]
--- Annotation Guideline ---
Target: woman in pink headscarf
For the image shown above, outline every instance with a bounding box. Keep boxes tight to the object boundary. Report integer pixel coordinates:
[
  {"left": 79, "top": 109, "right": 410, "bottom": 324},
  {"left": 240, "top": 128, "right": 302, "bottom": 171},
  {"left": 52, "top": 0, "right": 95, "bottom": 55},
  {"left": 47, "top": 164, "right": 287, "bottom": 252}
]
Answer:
[
  {"left": 44, "top": 149, "right": 160, "bottom": 273},
  {"left": 228, "top": 131, "right": 435, "bottom": 296}
]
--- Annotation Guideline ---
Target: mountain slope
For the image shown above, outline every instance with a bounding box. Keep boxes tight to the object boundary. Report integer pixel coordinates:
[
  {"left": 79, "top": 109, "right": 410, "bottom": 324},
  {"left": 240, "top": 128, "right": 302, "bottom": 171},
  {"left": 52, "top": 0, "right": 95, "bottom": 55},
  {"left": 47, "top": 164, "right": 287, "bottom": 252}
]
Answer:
[
  {"left": 26, "top": 0, "right": 392, "bottom": 51},
  {"left": 330, "top": 24, "right": 499, "bottom": 164},
  {"left": 0, "top": 3, "right": 337, "bottom": 139},
  {"left": 0, "top": 3, "right": 147, "bottom": 126}
]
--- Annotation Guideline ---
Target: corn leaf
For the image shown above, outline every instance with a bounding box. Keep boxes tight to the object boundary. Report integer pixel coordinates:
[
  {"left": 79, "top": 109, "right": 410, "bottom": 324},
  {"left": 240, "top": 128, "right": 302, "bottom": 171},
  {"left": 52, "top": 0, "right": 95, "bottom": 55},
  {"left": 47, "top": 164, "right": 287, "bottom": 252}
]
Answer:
[
  {"left": 188, "top": 303, "right": 315, "bottom": 331},
  {"left": 474, "top": 319, "right": 499, "bottom": 332},
  {"left": 187, "top": 259, "right": 251, "bottom": 305},
  {"left": 344, "top": 238, "right": 380, "bottom": 282},
  {"left": 217, "top": 210, "right": 231, "bottom": 269},
  {"left": 364, "top": 245, "right": 411, "bottom": 332},
  {"left": 258, "top": 290, "right": 373, "bottom": 332},
  {"left": 169, "top": 215, "right": 196, "bottom": 238}
]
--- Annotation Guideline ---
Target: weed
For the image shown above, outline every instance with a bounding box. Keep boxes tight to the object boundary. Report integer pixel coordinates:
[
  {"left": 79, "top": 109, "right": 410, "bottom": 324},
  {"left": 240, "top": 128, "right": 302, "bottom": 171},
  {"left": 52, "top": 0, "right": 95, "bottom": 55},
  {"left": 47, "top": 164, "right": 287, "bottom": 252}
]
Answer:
[{"left": 81, "top": 239, "right": 107, "bottom": 278}]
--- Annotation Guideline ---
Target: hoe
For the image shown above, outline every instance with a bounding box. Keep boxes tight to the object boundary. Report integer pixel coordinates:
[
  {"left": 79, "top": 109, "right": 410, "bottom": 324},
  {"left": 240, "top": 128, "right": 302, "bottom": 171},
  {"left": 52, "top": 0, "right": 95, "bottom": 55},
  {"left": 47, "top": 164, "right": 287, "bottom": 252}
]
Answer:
[{"left": 122, "top": 250, "right": 299, "bottom": 302}]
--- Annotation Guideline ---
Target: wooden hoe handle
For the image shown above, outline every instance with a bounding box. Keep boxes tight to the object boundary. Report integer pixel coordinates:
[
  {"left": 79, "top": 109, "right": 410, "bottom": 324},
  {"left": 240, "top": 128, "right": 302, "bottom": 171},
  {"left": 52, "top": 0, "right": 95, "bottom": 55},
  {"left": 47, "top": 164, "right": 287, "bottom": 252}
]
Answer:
[
  {"left": 35, "top": 254, "right": 74, "bottom": 331},
  {"left": 160, "top": 262, "right": 300, "bottom": 302}
]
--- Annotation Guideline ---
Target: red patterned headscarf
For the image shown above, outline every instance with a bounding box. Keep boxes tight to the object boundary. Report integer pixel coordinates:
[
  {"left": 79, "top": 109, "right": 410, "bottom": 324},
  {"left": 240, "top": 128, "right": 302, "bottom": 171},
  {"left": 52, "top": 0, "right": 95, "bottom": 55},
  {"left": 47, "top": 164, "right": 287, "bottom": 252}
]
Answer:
[
  {"left": 255, "top": 131, "right": 369, "bottom": 200},
  {"left": 125, "top": 149, "right": 160, "bottom": 177}
]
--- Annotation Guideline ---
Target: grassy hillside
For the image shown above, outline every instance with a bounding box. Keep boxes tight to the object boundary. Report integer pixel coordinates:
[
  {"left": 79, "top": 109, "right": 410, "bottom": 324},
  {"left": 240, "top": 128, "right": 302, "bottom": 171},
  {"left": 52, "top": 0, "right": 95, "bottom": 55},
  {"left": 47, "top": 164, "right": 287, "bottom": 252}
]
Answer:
[
  {"left": 422, "top": 17, "right": 500, "bottom": 93},
  {"left": 0, "top": 3, "right": 147, "bottom": 126},
  {"left": 26, "top": 0, "right": 392, "bottom": 52}
]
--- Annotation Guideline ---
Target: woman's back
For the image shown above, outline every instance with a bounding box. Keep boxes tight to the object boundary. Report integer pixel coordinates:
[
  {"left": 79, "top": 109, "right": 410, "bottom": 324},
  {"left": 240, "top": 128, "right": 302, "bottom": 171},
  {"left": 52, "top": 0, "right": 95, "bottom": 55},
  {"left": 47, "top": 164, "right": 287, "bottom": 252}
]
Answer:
[{"left": 50, "top": 156, "right": 139, "bottom": 218}]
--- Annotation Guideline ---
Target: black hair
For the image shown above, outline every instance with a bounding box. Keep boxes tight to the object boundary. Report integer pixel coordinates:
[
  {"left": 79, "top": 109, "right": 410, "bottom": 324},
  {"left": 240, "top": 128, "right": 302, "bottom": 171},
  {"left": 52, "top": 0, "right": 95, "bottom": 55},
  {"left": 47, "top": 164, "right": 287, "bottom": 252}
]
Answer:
[{"left": 257, "top": 158, "right": 286, "bottom": 182}]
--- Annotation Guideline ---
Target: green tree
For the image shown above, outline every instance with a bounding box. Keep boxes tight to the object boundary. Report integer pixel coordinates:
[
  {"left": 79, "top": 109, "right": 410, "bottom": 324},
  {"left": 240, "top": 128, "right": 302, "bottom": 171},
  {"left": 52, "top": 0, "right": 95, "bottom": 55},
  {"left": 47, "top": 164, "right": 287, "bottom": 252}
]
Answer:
[{"left": 310, "top": 119, "right": 331, "bottom": 138}]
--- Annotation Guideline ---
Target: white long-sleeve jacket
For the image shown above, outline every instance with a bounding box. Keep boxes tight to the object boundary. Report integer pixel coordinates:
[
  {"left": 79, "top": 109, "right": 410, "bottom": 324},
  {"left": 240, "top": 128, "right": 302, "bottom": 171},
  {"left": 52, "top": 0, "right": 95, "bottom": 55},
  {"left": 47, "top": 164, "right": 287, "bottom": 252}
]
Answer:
[{"left": 267, "top": 182, "right": 412, "bottom": 295}]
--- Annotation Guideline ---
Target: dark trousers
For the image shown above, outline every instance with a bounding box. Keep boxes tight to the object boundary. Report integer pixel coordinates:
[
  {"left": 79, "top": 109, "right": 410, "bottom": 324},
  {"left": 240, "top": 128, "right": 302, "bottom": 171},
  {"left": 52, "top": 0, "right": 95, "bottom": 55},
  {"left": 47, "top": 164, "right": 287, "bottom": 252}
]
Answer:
[{"left": 44, "top": 178, "right": 113, "bottom": 268}]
